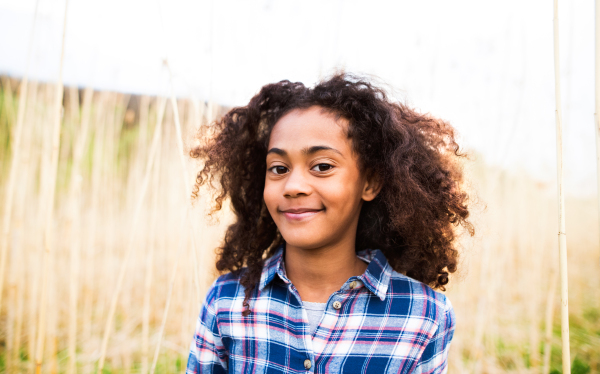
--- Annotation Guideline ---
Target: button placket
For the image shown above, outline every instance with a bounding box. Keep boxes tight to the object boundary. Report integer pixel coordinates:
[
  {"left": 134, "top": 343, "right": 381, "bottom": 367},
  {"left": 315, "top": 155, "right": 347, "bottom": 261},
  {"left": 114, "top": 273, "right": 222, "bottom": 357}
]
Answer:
[{"left": 293, "top": 287, "right": 315, "bottom": 372}]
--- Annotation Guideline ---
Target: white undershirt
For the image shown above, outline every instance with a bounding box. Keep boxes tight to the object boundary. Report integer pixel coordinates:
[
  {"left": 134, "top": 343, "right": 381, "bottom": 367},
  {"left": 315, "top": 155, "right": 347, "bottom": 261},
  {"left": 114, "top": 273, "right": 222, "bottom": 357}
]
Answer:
[{"left": 303, "top": 301, "right": 327, "bottom": 337}]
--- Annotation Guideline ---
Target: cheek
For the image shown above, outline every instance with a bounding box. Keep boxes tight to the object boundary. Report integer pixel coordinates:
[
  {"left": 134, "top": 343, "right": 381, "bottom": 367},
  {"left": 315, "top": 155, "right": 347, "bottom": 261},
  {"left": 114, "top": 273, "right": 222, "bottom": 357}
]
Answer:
[
  {"left": 263, "top": 181, "right": 279, "bottom": 217},
  {"left": 320, "top": 175, "right": 364, "bottom": 212}
]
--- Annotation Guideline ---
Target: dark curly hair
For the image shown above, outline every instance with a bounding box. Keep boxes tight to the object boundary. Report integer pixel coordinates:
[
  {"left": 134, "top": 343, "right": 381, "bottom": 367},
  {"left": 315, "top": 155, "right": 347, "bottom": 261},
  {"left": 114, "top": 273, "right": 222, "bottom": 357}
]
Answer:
[{"left": 191, "top": 73, "right": 473, "bottom": 316}]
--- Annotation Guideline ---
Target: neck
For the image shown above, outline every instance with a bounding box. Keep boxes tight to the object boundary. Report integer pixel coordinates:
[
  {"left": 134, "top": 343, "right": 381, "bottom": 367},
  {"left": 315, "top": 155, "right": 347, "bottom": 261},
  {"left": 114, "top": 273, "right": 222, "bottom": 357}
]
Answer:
[{"left": 284, "top": 236, "right": 368, "bottom": 303}]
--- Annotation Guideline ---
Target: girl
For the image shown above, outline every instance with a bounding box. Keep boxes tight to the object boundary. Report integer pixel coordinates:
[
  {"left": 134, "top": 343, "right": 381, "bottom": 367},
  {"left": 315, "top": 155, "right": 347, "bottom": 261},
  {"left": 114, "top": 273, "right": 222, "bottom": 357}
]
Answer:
[{"left": 186, "top": 74, "right": 472, "bottom": 374}]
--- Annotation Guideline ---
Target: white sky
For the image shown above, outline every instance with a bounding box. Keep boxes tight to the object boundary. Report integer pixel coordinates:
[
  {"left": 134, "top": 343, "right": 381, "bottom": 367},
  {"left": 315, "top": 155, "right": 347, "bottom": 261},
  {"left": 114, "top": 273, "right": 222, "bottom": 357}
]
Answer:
[{"left": 0, "top": 0, "right": 597, "bottom": 195}]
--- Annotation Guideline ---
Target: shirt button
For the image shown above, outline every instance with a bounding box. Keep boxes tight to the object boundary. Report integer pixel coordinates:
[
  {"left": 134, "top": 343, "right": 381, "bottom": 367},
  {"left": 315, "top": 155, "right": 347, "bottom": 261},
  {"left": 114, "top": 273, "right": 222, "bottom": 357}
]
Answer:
[
  {"left": 332, "top": 301, "right": 342, "bottom": 310},
  {"left": 304, "top": 359, "right": 312, "bottom": 369},
  {"left": 349, "top": 280, "right": 358, "bottom": 289}
]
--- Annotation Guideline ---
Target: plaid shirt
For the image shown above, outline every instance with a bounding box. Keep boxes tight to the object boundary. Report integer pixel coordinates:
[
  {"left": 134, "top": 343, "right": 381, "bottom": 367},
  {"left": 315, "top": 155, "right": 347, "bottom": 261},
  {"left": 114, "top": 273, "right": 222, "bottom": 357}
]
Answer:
[{"left": 186, "top": 245, "right": 455, "bottom": 374}]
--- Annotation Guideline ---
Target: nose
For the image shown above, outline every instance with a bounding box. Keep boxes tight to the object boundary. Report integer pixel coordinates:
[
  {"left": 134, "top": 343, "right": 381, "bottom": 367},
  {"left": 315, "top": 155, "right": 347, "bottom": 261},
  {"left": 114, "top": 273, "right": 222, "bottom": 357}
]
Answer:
[{"left": 283, "top": 168, "right": 312, "bottom": 198}]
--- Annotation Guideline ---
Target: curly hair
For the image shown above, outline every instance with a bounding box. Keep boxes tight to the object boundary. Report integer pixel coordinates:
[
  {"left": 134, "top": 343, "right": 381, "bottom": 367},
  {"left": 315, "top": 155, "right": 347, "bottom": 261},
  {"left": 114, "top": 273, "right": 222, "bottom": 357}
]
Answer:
[{"left": 191, "top": 73, "right": 473, "bottom": 316}]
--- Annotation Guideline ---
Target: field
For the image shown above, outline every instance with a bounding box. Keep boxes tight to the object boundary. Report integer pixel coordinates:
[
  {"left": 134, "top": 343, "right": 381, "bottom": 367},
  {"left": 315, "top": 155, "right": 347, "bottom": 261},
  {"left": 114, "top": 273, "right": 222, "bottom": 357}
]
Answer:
[{"left": 0, "top": 76, "right": 598, "bottom": 373}]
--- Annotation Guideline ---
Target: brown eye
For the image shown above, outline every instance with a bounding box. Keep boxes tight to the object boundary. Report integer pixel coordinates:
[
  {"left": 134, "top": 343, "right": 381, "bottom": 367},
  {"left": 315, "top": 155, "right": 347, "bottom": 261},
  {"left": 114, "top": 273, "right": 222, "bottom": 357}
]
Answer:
[
  {"left": 311, "top": 163, "right": 333, "bottom": 172},
  {"left": 269, "top": 166, "right": 289, "bottom": 175}
]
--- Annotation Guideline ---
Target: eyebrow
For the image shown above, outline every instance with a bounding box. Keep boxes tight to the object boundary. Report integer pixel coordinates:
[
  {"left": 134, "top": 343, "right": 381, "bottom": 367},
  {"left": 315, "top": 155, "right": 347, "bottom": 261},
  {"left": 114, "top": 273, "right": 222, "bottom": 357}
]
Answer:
[{"left": 267, "top": 145, "right": 344, "bottom": 158}]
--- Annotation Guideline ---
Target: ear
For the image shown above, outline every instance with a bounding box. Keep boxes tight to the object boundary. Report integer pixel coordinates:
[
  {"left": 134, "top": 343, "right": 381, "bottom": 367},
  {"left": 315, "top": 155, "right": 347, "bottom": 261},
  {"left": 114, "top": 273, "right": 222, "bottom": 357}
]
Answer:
[{"left": 361, "top": 173, "right": 382, "bottom": 202}]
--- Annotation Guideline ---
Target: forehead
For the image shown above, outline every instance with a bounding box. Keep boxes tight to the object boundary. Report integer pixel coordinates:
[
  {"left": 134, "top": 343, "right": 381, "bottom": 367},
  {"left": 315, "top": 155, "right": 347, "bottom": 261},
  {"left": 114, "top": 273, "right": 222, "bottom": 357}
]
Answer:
[{"left": 268, "top": 106, "right": 350, "bottom": 150}]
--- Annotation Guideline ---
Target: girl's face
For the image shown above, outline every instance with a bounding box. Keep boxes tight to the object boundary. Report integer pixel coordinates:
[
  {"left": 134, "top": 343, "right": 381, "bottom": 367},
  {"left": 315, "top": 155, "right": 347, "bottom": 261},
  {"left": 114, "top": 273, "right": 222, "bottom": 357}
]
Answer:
[{"left": 264, "top": 106, "right": 380, "bottom": 250}]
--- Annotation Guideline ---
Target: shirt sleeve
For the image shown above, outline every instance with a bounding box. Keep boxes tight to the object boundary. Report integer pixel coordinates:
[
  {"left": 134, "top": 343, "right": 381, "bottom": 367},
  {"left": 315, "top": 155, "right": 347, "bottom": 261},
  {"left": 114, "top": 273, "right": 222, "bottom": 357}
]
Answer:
[
  {"left": 412, "top": 295, "right": 456, "bottom": 374},
  {"left": 186, "top": 279, "right": 229, "bottom": 374}
]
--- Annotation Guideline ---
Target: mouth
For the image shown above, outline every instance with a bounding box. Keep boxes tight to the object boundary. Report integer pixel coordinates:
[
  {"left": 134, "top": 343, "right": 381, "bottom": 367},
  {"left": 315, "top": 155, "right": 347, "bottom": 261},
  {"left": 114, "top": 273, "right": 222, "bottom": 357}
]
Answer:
[{"left": 279, "top": 208, "right": 324, "bottom": 221}]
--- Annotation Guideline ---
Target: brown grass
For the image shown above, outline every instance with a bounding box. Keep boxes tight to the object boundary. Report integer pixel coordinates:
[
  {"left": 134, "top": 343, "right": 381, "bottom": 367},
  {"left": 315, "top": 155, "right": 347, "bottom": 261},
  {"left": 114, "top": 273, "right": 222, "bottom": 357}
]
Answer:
[{"left": 0, "top": 76, "right": 598, "bottom": 373}]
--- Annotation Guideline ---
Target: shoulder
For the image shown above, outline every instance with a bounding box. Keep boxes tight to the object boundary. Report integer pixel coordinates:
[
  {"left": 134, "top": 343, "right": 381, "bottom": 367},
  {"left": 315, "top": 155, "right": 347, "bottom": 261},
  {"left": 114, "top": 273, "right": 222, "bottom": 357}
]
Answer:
[
  {"left": 387, "top": 269, "right": 455, "bottom": 326},
  {"left": 213, "top": 270, "right": 245, "bottom": 286},
  {"left": 203, "top": 271, "right": 248, "bottom": 307}
]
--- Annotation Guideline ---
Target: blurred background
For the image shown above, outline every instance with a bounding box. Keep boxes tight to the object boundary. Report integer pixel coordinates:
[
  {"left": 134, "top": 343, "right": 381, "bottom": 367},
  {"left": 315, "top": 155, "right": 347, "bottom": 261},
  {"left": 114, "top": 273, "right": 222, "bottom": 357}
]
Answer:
[{"left": 0, "top": 0, "right": 598, "bottom": 373}]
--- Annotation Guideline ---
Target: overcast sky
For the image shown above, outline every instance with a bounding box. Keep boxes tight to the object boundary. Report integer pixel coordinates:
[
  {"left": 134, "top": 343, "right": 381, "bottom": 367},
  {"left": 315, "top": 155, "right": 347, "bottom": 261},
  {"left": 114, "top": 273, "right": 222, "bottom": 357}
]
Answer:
[{"left": 0, "top": 0, "right": 596, "bottom": 195}]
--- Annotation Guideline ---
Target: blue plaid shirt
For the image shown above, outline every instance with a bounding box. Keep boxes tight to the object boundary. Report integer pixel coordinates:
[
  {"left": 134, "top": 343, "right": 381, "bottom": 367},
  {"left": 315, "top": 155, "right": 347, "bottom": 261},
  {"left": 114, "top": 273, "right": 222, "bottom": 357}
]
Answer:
[{"left": 187, "top": 245, "right": 456, "bottom": 374}]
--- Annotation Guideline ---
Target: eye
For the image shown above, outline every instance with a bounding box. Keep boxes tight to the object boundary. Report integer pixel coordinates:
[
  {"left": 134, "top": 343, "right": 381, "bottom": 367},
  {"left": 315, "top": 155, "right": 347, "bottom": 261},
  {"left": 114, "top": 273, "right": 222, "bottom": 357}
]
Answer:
[
  {"left": 269, "top": 165, "right": 289, "bottom": 175},
  {"left": 311, "top": 163, "right": 333, "bottom": 172}
]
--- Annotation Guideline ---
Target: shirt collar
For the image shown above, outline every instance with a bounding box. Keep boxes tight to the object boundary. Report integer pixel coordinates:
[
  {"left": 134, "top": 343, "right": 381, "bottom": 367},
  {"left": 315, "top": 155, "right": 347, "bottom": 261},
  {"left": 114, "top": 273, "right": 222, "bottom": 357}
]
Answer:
[
  {"left": 258, "top": 243, "right": 393, "bottom": 301},
  {"left": 258, "top": 244, "right": 286, "bottom": 291},
  {"left": 355, "top": 248, "right": 392, "bottom": 301}
]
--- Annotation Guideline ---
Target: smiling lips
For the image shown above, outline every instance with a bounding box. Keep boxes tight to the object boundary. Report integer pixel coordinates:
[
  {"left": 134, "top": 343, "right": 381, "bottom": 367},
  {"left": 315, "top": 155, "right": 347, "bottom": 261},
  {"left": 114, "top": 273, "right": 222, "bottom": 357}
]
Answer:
[{"left": 280, "top": 208, "right": 324, "bottom": 221}]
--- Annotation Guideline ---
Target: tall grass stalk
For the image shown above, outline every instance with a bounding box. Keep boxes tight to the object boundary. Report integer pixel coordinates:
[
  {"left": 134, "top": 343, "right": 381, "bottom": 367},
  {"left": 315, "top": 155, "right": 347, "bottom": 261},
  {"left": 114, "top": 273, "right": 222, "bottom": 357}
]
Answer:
[
  {"left": 552, "top": 1, "right": 571, "bottom": 372},
  {"left": 140, "top": 96, "right": 158, "bottom": 374},
  {"left": 34, "top": 1, "right": 69, "bottom": 372},
  {"left": 148, "top": 72, "right": 201, "bottom": 373},
  {"left": 23, "top": 82, "right": 40, "bottom": 374},
  {"left": 595, "top": 0, "right": 600, "bottom": 266},
  {"left": 150, "top": 211, "right": 187, "bottom": 374},
  {"left": 526, "top": 181, "right": 542, "bottom": 370},
  {"left": 168, "top": 78, "right": 203, "bottom": 304},
  {"left": 67, "top": 86, "right": 93, "bottom": 374},
  {"left": 543, "top": 269, "right": 559, "bottom": 374},
  {"left": 96, "top": 97, "right": 168, "bottom": 374},
  {"left": 0, "top": 0, "right": 39, "bottom": 318}
]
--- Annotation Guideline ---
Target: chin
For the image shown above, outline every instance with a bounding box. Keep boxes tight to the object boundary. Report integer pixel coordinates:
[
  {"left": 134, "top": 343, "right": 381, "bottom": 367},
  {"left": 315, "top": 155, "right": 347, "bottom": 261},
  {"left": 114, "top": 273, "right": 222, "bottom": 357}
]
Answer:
[{"left": 280, "top": 230, "right": 328, "bottom": 250}]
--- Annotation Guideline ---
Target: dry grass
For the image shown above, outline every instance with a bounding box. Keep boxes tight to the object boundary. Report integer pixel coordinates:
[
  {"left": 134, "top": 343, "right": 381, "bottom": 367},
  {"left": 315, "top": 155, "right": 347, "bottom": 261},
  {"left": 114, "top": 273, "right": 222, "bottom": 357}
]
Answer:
[{"left": 0, "top": 76, "right": 598, "bottom": 373}]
